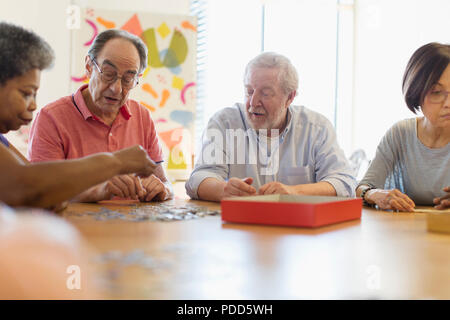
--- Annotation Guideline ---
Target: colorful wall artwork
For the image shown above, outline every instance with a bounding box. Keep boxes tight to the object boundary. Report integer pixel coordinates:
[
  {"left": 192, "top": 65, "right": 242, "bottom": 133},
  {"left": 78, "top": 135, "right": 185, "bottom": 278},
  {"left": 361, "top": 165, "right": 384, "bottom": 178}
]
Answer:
[{"left": 71, "top": 8, "right": 197, "bottom": 178}]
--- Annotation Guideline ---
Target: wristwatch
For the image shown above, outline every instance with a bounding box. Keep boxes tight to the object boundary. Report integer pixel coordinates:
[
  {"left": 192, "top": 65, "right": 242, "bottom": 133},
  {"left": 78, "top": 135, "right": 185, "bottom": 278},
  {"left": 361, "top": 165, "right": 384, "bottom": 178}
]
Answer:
[{"left": 360, "top": 186, "right": 376, "bottom": 207}]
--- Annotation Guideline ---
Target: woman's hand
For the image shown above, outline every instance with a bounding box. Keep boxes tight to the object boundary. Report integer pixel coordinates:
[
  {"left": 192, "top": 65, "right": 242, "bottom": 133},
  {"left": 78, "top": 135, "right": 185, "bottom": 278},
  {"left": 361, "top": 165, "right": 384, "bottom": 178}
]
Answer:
[
  {"left": 366, "top": 188, "right": 415, "bottom": 212},
  {"left": 433, "top": 186, "right": 450, "bottom": 210}
]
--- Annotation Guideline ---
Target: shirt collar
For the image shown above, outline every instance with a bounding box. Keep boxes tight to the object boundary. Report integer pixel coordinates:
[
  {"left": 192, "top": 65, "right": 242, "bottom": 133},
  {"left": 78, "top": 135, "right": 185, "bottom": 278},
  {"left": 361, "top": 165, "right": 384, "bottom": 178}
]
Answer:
[
  {"left": 75, "top": 84, "right": 132, "bottom": 122},
  {"left": 237, "top": 103, "right": 292, "bottom": 140},
  {"left": 119, "top": 104, "right": 132, "bottom": 120},
  {"left": 281, "top": 106, "right": 293, "bottom": 140}
]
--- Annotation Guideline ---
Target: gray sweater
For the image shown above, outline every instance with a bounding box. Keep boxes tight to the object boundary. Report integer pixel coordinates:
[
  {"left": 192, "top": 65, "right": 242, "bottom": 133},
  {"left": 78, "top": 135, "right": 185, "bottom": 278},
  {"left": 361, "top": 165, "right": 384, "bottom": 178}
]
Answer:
[{"left": 359, "top": 118, "right": 450, "bottom": 205}]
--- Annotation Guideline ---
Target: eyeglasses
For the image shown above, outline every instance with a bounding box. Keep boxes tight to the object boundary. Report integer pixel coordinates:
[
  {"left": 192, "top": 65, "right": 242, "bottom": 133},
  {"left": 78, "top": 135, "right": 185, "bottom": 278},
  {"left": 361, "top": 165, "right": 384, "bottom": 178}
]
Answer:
[
  {"left": 91, "top": 58, "right": 139, "bottom": 89},
  {"left": 427, "top": 89, "right": 449, "bottom": 104}
]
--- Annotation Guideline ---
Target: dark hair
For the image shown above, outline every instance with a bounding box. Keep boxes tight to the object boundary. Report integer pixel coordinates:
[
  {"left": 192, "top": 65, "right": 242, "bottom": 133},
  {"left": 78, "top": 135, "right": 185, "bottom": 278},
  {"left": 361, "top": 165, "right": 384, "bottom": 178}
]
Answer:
[
  {"left": 0, "top": 22, "right": 54, "bottom": 86},
  {"left": 402, "top": 42, "right": 450, "bottom": 113},
  {"left": 87, "top": 29, "right": 148, "bottom": 73}
]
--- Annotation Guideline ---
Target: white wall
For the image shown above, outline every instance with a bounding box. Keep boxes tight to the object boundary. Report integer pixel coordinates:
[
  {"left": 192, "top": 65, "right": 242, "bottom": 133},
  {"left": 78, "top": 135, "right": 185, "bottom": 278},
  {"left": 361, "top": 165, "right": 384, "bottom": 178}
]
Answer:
[
  {"left": 0, "top": 0, "right": 190, "bottom": 152},
  {"left": 201, "top": 0, "right": 262, "bottom": 126},
  {"left": 353, "top": 0, "right": 450, "bottom": 159},
  {"left": 264, "top": 0, "right": 338, "bottom": 124},
  {"left": 0, "top": 0, "right": 72, "bottom": 113}
]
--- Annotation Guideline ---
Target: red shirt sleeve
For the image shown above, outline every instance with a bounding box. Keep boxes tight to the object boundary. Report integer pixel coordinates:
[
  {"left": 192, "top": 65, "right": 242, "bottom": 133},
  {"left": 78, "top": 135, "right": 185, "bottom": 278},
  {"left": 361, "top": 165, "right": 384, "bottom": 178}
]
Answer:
[{"left": 28, "top": 108, "right": 66, "bottom": 162}]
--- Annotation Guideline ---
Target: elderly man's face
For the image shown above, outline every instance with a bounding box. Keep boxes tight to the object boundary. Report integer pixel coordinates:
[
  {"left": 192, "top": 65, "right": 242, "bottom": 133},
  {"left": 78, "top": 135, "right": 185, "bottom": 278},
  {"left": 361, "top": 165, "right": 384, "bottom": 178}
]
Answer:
[
  {"left": 244, "top": 67, "right": 294, "bottom": 134},
  {"left": 86, "top": 38, "right": 140, "bottom": 113}
]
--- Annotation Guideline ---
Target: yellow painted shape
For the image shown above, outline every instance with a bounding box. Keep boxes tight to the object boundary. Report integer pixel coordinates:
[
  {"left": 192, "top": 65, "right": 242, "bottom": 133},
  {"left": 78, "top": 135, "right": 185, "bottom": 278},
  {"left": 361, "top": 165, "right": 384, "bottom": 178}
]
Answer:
[
  {"left": 142, "top": 66, "right": 150, "bottom": 78},
  {"left": 171, "top": 75, "right": 185, "bottom": 90},
  {"left": 167, "top": 148, "right": 187, "bottom": 170},
  {"left": 157, "top": 22, "right": 171, "bottom": 39}
]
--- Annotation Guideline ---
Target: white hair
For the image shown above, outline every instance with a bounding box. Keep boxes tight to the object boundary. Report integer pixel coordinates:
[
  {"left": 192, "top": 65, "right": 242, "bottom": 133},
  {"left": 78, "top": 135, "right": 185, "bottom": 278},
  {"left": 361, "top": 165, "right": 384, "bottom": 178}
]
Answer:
[{"left": 244, "top": 52, "right": 299, "bottom": 95}]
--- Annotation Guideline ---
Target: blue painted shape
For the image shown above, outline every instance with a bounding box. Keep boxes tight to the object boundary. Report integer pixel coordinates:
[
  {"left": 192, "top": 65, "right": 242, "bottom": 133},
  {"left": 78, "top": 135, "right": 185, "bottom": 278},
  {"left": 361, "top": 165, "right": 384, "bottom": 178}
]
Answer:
[
  {"left": 170, "top": 110, "right": 193, "bottom": 127},
  {"left": 159, "top": 49, "right": 182, "bottom": 74}
]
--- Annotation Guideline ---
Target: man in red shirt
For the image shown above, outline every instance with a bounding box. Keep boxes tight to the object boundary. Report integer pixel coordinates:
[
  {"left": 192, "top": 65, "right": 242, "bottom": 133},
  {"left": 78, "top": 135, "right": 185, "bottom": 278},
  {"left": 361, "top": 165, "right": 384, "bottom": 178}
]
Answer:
[{"left": 28, "top": 29, "right": 172, "bottom": 202}]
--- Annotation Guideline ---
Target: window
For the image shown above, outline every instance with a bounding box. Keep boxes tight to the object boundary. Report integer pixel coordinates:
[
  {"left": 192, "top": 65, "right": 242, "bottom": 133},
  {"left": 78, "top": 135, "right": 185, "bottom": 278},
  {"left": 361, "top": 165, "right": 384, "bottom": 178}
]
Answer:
[
  {"left": 353, "top": 0, "right": 450, "bottom": 159},
  {"left": 191, "top": 0, "right": 346, "bottom": 153},
  {"left": 191, "top": 0, "right": 450, "bottom": 161}
]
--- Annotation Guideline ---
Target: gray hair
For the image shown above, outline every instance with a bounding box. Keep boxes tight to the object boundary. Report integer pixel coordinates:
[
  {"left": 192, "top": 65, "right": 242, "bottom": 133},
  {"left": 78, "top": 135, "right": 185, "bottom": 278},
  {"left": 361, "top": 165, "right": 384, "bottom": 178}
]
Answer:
[
  {"left": 244, "top": 52, "right": 299, "bottom": 95},
  {"left": 0, "top": 22, "right": 54, "bottom": 86},
  {"left": 87, "top": 29, "right": 148, "bottom": 73}
]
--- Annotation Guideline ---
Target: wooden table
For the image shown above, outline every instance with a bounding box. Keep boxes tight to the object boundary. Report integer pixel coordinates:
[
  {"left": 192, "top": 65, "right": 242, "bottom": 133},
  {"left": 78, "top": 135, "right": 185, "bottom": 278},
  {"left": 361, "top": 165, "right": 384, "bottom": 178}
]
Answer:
[{"left": 63, "top": 199, "right": 450, "bottom": 299}]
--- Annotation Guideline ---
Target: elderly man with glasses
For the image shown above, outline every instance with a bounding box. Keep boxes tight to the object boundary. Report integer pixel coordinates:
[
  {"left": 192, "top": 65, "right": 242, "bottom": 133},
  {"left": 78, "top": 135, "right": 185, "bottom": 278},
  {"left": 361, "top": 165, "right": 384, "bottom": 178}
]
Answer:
[{"left": 28, "top": 30, "right": 173, "bottom": 203}]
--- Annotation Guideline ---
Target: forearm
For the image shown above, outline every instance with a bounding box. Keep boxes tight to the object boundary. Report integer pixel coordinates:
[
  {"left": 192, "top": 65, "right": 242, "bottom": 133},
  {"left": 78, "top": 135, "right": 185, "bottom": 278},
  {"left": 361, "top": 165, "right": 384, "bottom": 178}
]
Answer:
[
  {"left": 4, "top": 153, "right": 122, "bottom": 208},
  {"left": 293, "top": 181, "right": 337, "bottom": 196},
  {"left": 9, "top": 143, "right": 28, "bottom": 163},
  {"left": 356, "top": 184, "right": 369, "bottom": 197},
  {"left": 197, "top": 177, "right": 227, "bottom": 202},
  {"left": 72, "top": 182, "right": 112, "bottom": 203},
  {"left": 356, "top": 184, "right": 380, "bottom": 205}
]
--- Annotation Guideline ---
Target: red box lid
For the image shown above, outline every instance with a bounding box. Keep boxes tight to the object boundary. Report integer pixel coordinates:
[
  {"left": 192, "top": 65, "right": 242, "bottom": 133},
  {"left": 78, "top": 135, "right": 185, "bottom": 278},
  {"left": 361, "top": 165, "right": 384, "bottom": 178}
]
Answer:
[{"left": 221, "top": 194, "right": 362, "bottom": 228}]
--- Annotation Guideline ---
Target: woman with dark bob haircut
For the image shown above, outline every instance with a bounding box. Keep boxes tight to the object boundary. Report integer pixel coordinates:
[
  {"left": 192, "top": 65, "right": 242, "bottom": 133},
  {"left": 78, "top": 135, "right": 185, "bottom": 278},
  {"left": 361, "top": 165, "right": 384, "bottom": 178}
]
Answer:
[
  {"left": 0, "top": 22, "right": 157, "bottom": 209},
  {"left": 356, "top": 42, "right": 450, "bottom": 211}
]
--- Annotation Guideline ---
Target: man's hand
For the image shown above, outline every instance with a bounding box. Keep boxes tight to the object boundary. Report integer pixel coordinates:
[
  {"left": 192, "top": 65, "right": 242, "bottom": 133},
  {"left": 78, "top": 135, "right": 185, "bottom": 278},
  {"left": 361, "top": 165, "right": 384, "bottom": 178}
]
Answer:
[
  {"left": 433, "top": 186, "right": 450, "bottom": 210},
  {"left": 105, "top": 174, "right": 145, "bottom": 200},
  {"left": 139, "top": 174, "right": 171, "bottom": 202},
  {"left": 258, "top": 181, "right": 296, "bottom": 195},
  {"left": 366, "top": 188, "right": 415, "bottom": 212},
  {"left": 223, "top": 177, "right": 257, "bottom": 199}
]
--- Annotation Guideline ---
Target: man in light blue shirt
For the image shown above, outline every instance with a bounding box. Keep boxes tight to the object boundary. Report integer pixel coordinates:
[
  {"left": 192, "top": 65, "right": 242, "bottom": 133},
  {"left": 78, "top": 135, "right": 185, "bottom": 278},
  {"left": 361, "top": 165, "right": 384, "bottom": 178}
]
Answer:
[{"left": 186, "top": 52, "right": 356, "bottom": 201}]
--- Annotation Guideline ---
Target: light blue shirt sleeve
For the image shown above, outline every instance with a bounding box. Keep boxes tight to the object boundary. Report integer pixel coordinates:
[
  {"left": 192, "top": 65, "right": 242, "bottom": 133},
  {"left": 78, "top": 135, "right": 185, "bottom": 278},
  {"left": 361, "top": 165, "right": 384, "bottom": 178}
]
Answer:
[
  {"left": 185, "top": 117, "right": 229, "bottom": 199},
  {"left": 312, "top": 118, "right": 357, "bottom": 197}
]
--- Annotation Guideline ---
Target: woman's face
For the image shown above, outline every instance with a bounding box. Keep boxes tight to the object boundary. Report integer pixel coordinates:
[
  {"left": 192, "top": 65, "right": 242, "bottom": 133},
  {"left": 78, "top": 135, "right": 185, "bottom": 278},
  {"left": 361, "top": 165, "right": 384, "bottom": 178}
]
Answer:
[
  {"left": 421, "top": 64, "right": 450, "bottom": 129},
  {"left": 0, "top": 69, "right": 40, "bottom": 134}
]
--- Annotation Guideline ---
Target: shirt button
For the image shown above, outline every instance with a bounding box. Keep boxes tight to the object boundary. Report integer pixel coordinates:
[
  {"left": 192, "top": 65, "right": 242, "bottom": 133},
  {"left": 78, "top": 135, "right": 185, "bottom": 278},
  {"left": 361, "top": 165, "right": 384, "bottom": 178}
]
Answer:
[{"left": 109, "top": 133, "right": 113, "bottom": 137}]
